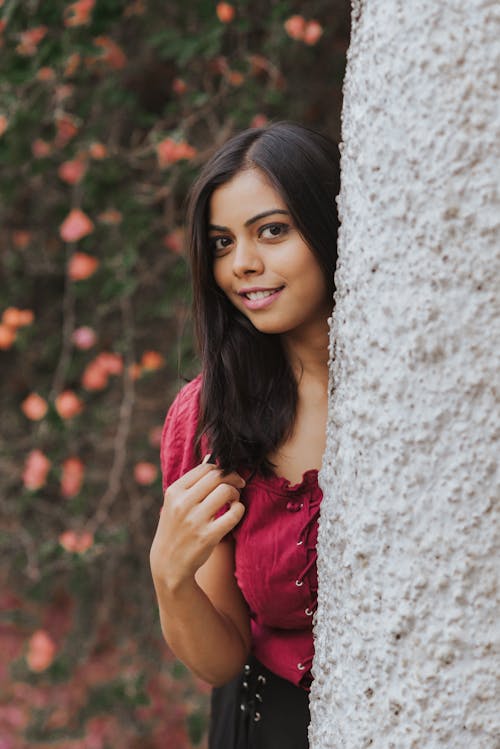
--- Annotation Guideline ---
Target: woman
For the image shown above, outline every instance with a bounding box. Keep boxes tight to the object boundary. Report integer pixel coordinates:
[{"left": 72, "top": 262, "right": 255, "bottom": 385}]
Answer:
[{"left": 150, "top": 121, "right": 340, "bottom": 748}]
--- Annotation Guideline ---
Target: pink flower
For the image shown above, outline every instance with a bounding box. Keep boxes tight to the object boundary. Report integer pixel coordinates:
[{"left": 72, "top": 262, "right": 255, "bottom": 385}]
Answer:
[
  {"left": 23, "top": 450, "right": 51, "bottom": 491},
  {"left": 59, "top": 530, "right": 94, "bottom": 553},
  {"left": 58, "top": 158, "right": 87, "bottom": 185},
  {"left": 60, "top": 209, "right": 94, "bottom": 243},
  {"left": 134, "top": 462, "right": 158, "bottom": 486},
  {"left": 303, "top": 20, "right": 323, "bottom": 46},
  {"left": 72, "top": 326, "right": 97, "bottom": 350}
]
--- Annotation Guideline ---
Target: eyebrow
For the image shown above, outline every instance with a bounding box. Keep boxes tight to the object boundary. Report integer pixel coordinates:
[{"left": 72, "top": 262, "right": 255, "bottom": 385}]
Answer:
[{"left": 208, "top": 209, "right": 290, "bottom": 232}]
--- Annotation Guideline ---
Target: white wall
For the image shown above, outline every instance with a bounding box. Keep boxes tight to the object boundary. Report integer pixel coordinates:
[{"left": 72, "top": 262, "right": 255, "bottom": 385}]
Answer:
[{"left": 310, "top": 1, "right": 500, "bottom": 747}]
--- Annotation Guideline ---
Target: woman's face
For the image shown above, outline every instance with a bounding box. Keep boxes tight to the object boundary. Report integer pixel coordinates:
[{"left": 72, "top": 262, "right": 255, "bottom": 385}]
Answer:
[{"left": 209, "top": 168, "right": 331, "bottom": 338}]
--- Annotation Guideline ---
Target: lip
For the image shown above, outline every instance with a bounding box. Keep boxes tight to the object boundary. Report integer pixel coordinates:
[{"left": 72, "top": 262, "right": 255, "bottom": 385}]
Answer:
[{"left": 237, "top": 286, "right": 284, "bottom": 311}]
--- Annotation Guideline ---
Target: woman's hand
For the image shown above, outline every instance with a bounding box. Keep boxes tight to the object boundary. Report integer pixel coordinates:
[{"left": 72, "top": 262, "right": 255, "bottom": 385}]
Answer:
[{"left": 150, "top": 461, "right": 246, "bottom": 593}]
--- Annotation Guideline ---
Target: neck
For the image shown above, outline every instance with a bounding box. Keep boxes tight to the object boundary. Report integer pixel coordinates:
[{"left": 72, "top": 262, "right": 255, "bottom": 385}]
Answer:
[{"left": 281, "top": 317, "right": 330, "bottom": 386}]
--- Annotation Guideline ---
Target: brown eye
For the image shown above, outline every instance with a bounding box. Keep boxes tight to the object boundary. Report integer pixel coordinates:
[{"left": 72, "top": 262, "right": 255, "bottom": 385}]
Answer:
[
  {"left": 210, "top": 236, "right": 232, "bottom": 254},
  {"left": 259, "top": 223, "right": 289, "bottom": 240}
]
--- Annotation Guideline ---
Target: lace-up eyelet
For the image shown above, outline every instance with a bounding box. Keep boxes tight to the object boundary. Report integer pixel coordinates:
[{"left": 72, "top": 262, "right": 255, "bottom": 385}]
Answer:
[
  {"left": 295, "top": 579, "right": 303, "bottom": 587},
  {"left": 305, "top": 607, "right": 314, "bottom": 616},
  {"left": 297, "top": 539, "right": 304, "bottom": 546},
  {"left": 297, "top": 662, "right": 305, "bottom": 671}
]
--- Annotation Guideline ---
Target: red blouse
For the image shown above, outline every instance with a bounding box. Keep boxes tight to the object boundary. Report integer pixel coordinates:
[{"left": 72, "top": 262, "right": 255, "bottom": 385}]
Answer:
[{"left": 160, "top": 374, "right": 322, "bottom": 689}]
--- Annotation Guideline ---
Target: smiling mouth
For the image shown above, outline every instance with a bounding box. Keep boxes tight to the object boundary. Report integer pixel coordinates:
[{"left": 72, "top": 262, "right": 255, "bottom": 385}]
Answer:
[{"left": 240, "top": 287, "right": 284, "bottom": 301}]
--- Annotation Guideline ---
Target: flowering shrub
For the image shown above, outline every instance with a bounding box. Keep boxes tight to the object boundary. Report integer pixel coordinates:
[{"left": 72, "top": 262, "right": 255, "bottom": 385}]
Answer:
[{"left": 0, "top": 1, "right": 349, "bottom": 746}]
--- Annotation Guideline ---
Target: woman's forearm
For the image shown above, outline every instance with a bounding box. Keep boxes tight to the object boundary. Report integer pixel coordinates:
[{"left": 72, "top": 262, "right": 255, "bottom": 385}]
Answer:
[{"left": 153, "top": 575, "right": 250, "bottom": 686}]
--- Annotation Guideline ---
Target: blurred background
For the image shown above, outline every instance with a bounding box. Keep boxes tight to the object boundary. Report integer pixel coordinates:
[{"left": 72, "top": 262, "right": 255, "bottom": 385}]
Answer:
[{"left": 0, "top": 1, "right": 349, "bottom": 746}]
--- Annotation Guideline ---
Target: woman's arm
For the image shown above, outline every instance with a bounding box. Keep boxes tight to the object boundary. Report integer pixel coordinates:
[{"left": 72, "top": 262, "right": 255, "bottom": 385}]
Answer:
[{"left": 150, "top": 461, "right": 251, "bottom": 686}]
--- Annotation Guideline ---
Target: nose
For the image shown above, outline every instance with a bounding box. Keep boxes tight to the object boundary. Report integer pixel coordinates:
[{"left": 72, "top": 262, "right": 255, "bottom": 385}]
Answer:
[{"left": 231, "top": 238, "right": 264, "bottom": 278}]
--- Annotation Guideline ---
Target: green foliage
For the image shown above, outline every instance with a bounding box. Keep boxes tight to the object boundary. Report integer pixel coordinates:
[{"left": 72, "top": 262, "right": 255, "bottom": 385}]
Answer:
[{"left": 0, "top": 0, "right": 349, "bottom": 746}]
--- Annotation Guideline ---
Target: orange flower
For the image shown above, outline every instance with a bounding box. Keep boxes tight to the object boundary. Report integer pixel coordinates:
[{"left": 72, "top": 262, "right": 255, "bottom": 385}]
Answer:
[
  {"left": 61, "top": 457, "right": 85, "bottom": 498},
  {"left": 88, "top": 36, "right": 127, "bottom": 70},
  {"left": 227, "top": 70, "right": 244, "bottom": 86},
  {"left": 60, "top": 209, "right": 94, "bottom": 243},
  {"left": 172, "top": 78, "right": 187, "bottom": 95},
  {"left": 21, "top": 393, "right": 48, "bottom": 421},
  {"left": 37, "top": 66, "right": 55, "bottom": 82},
  {"left": 216, "top": 2, "right": 235, "bottom": 23},
  {"left": 55, "top": 390, "right": 84, "bottom": 419},
  {"left": 0, "top": 114, "right": 8, "bottom": 137},
  {"left": 59, "top": 530, "right": 94, "bottom": 553},
  {"left": 55, "top": 113, "right": 79, "bottom": 147},
  {"left": 284, "top": 15, "right": 306, "bottom": 41},
  {"left": 64, "top": 0, "right": 95, "bottom": 27},
  {"left": 26, "top": 630, "right": 56, "bottom": 672},
  {"left": 163, "top": 229, "right": 184, "bottom": 255},
  {"left": 141, "top": 350, "right": 165, "bottom": 371},
  {"left": 88, "top": 141, "right": 107, "bottom": 159},
  {"left": 0, "top": 324, "right": 16, "bottom": 349},
  {"left": 95, "top": 351, "right": 123, "bottom": 375},
  {"left": 81, "top": 360, "right": 108, "bottom": 390},
  {"left": 68, "top": 252, "right": 99, "bottom": 281},
  {"left": 23, "top": 449, "right": 51, "bottom": 490},
  {"left": 2, "top": 307, "right": 34, "bottom": 328},
  {"left": 134, "top": 462, "right": 158, "bottom": 486},
  {"left": 58, "top": 158, "right": 87, "bottom": 185},
  {"left": 32, "top": 138, "right": 52, "bottom": 158},
  {"left": 156, "top": 138, "right": 196, "bottom": 168},
  {"left": 12, "top": 230, "right": 32, "bottom": 248},
  {"left": 98, "top": 209, "right": 122, "bottom": 225},
  {"left": 64, "top": 52, "right": 81, "bottom": 77},
  {"left": 303, "top": 20, "right": 323, "bottom": 45},
  {"left": 16, "top": 26, "right": 48, "bottom": 56},
  {"left": 250, "top": 113, "right": 268, "bottom": 128},
  {"left": 128, "top": 362, "right": 142, "bottom": 381}
]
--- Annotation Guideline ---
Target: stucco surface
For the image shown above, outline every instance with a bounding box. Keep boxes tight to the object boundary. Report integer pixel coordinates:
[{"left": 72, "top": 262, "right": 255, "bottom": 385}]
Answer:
[{"left": 310, "top": 1, "right": 500, "bottom": 747}]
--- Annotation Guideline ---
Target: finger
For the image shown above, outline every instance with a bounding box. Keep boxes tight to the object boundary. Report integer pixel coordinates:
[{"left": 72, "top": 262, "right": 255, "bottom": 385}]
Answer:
[
  {"left": 210, "top": 500, "right": 246, "bottom": 540},
  {"left": 174, "top": 461, "right": 218, "bottom": 491},
  {"left": 187, "top": 468, "right": 245, "bottom": 504},
  {"left": 195, "top": 482, "right": 242, "bottom": 521}
]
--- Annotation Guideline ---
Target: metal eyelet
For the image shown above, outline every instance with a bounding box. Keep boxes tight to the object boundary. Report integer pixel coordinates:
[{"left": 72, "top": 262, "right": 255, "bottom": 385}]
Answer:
[
  {"left": 242, "top": 680, "right": 249, "bottom": 689},
  {"left": 255, "top": 691, "right": 263, "bottom": 703},
  {"left": 297, "top": 662, "right": 305, "bottom": 671},
  {"left": 254, "top": 711, "right": 261, "bottom": 722},
  {"left": 244, "top": 663, "right": 251, "bottom": 675},
  {"left": 257, "top": 674, "right": 267, "bottom": 685},
  {"left": 305, "top": 607, "right": 314, "bottom": 616},
  {"left": 297, "top": 539, "right": 304, "bottom": 546},
  {"left": 240, "top": 703, "right": 247, "bottom": 712},
  {"left": 295, "top": 579, "right": 304, "bottom": 587}
]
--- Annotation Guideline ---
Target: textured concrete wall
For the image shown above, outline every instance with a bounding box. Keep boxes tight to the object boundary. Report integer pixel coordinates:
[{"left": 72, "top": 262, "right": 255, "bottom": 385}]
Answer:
[{"left": 310, "top": 1, "right": 500, "bottom": 747}]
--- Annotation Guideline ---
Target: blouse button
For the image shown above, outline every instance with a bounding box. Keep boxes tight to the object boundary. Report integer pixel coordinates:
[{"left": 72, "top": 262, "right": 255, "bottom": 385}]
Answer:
[{"left": 286, "top": 501, "right": 303, "bottom": 512}]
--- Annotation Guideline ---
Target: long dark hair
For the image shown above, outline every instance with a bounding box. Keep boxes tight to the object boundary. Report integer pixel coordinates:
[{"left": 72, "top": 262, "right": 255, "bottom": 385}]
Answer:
[{"left": 186, "top": 121, "right": 340, "bottom": 474}]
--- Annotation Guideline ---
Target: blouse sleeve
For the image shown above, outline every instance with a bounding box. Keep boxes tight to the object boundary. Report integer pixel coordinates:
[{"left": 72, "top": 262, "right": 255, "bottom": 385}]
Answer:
[{"left": 160, "top": 374, "right": 205, "bottom": 492}]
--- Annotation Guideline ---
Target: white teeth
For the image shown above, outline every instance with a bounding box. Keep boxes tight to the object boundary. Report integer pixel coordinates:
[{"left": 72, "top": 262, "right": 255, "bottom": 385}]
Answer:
[{"left": 245, "top": 289, "right": 279, "bottom": 300}]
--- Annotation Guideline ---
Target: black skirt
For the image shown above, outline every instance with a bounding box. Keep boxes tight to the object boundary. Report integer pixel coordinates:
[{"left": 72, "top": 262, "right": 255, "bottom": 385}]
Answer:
[{"left": 208, "top": 656, "right": 310, "bottom": 749}]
